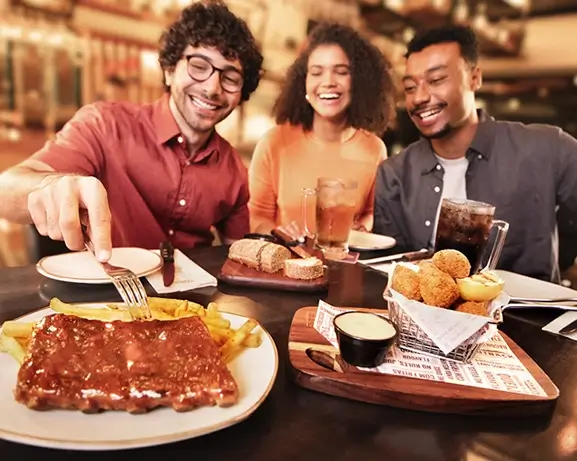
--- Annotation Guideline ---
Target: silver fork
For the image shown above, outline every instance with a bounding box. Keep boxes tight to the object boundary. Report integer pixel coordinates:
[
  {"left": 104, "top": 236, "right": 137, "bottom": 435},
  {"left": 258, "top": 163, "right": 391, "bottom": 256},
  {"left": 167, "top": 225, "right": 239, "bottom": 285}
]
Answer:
[
  {"left": 510, "top": 296, "right": 577, "bottom": 304},
  {"left": 82, "top": 226, "right": 152, "bottom": 320}
]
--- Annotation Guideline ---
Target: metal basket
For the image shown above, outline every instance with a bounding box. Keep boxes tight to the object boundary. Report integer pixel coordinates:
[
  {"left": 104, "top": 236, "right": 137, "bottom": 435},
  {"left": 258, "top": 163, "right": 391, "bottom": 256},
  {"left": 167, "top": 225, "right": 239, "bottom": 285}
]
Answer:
[{"left": 386, "top": 296, "right": 486, "bottom": 363}]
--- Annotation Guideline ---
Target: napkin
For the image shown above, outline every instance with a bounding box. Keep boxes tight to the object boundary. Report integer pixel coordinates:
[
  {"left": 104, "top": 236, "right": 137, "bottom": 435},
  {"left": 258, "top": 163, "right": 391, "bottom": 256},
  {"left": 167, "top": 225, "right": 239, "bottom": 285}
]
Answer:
[
  {"left": 145, "top": 249, "right": 217, "bottom": 294},
  {"left": 542, "top": 311, "right": 577, "bottom": 341}
]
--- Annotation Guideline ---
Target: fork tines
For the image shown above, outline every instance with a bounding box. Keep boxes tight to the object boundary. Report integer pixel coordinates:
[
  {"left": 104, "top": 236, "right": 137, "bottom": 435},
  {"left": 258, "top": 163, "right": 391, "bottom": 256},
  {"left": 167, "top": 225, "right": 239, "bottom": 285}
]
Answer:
[{"left": 110, "top": 274, "right": 152, "bottom": 320}]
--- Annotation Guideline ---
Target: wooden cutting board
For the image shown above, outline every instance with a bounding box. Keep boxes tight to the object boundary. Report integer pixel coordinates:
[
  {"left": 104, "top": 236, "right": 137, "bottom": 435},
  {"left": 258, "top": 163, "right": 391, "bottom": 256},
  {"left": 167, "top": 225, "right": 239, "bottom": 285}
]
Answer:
[
  {"left": 218, "top": 259, "right": 329, "bottom": 292},
  {"left": 288, "top": 306, "right": 559, "bottom": 416}
]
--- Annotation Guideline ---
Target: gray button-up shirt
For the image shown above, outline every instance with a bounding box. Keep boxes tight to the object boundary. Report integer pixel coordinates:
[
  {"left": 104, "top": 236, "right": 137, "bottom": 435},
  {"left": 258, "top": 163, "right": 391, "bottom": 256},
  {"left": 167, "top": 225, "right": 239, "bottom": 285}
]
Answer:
[{"left": 374, "top": 113, "right": 577, "bottom": 281}]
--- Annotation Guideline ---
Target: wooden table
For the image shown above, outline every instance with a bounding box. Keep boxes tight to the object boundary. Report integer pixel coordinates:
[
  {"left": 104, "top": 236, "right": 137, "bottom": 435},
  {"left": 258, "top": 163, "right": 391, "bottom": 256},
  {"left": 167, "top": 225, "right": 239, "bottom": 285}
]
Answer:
[{"left": 1, "top": 246, "right": 577, "bottom": 461}]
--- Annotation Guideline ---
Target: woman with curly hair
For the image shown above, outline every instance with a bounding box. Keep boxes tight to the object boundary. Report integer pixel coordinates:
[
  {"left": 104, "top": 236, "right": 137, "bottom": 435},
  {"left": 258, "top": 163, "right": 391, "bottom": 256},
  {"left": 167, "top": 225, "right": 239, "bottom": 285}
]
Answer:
[
  {"left": 248, "top": 22, "right": 395, "bottom": 236},
  {"left": 0, "top": 1, "right": 264, "bottom": 258}
]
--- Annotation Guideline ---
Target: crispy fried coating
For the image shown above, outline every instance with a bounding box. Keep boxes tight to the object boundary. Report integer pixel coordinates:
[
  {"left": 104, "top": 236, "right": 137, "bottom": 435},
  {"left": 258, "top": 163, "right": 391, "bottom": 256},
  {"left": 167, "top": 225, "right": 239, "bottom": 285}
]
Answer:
[
  {"left": 454, "top": 300, "right": 489, "bottom": 317},
  {"left": 418, "top": 263, "right": 461, "bottom": 308},
  {"left": 391, "top": 265, "right": 421, "bottom": 301},
  {"left": 432, "top": 249, "right": 471, "bottom": 279}
]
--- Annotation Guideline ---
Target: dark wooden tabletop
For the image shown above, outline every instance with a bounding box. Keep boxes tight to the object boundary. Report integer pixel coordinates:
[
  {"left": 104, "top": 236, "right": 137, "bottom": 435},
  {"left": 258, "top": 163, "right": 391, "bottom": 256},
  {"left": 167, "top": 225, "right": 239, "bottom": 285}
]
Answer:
[{"left": 1, "top": 246, "right": 576, "bottom": 461}]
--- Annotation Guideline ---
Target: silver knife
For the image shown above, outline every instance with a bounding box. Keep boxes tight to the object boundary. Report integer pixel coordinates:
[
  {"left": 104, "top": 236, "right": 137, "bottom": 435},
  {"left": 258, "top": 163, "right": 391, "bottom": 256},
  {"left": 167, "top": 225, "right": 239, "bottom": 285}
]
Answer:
[
  {"left": 160, "top": 240, "right": 175, "bottom": 287},
  {"left": 559, "top": 319, "right": 577, "bottom": 335},
  {"left": 359, "top": 248, "right": 432, "bottom": 266}
]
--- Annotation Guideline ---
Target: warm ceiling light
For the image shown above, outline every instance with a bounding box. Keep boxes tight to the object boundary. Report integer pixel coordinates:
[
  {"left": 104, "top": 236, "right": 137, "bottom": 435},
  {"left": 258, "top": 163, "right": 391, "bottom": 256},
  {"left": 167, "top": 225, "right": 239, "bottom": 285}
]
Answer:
[
  {"left": 47, "top": 34, "right": 63, "bottom": 46},
  {"left": 402, "top": 27, "right": 415, "bottom": 43},
  {"left": 507, "top": 98, "right": 521, "bottom": 111},
  {"left": 28, "top": 30, "right": 43, "bottom": 42},
  {"left": 0, "top": 25, "right": 22, "bottom": 39},
  {"left": 384, "top": 0, "right": 403, "bottom": 11}
]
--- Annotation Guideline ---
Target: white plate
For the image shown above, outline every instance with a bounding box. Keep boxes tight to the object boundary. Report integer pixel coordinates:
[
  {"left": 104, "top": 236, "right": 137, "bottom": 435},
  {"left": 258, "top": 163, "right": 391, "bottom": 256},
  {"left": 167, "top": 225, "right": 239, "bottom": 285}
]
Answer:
[
  {"left": 36, "top": 248, "right": 163, "bottom": 284},
  {"left": 496, "top": 270, "right": 577, "bottom": 309},
  {"left": 0, "top": 305, "right": 279, "bottom": 450},
  {"left": 348, "top": 230, "right": 396, "bottom": 251}
]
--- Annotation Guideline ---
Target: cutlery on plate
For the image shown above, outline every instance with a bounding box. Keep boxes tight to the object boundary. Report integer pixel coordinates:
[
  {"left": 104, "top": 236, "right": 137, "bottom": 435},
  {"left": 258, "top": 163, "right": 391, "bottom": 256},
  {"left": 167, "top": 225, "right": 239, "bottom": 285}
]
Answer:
[
  {"left": 509, "top": 296, "right": 577, "bottom": 304},
  {"left": 503, "top": 303, "right": 577, "bottom": 311},
  {"left": 359, "top": 249, "right": 432, "bottom": 266},
  {"left": 82, "top": 225, "right": 151, "bottom": 320},
  {"left": 160, "top": 240, "right": 175, "bottom": 287}
]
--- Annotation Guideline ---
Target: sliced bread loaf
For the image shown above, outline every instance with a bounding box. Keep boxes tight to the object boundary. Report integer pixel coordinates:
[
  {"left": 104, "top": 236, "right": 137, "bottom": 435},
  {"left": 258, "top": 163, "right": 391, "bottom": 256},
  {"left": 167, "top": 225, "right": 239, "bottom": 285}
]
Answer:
[{"left": 228, "top": 239, "right": 291, "bottom": 273}]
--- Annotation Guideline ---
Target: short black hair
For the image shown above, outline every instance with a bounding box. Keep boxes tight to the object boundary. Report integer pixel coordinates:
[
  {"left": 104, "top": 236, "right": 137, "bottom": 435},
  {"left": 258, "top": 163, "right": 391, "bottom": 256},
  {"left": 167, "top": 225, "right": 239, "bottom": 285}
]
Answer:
[
  {"left": 405, "top": 25, "right": 479, "bottom": 66},
  {"left": 158, "top": 1, "right": 263, "bottom": 102},
  {"left": 273, "top": 22, "right": 395, "bottom": 135}
]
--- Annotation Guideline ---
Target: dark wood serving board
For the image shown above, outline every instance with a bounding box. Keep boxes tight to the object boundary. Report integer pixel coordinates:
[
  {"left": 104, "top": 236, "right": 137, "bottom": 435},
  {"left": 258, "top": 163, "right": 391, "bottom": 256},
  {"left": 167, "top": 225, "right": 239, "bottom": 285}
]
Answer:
[
  {"left": 218, "top": 259, "right": 329, "bottom": 292},
  {"left": 288, "top": 306, "right": 559, "bottom": 416}
]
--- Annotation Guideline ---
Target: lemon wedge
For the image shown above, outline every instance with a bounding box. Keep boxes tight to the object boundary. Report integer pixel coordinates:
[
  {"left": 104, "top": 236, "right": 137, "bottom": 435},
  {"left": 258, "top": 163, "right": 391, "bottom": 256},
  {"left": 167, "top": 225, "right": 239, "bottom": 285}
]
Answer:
[{"left": 456, "top": 271, "right": 505, "bottom": 302}]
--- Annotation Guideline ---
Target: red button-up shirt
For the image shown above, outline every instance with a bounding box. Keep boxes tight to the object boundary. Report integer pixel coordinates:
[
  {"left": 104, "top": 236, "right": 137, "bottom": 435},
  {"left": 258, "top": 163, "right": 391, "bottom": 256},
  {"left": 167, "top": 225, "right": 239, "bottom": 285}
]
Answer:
[{"left": 31, "top": 94, "right": 249, "bottom": 250}]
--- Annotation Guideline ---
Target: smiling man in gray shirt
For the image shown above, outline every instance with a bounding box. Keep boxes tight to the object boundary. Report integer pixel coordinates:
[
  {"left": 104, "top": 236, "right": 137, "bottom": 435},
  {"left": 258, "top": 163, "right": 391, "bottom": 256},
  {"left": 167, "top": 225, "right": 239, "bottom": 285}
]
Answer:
[{"left": 374, "top": 25, "right": 577, "bottom": 281}]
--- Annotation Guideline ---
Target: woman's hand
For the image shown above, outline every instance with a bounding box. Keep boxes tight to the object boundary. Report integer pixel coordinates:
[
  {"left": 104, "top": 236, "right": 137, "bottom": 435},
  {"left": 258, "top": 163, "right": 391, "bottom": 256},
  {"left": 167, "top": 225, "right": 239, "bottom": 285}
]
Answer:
[{"left": 352, "top": 222, "right": 368, "bottom": 232}]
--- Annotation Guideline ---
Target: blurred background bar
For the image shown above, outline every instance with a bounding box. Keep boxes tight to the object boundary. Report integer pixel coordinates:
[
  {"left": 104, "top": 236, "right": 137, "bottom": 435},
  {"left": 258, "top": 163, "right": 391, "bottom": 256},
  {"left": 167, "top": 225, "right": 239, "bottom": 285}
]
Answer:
[{"left": 0, "top": 0, "right": 576, "bottom": 285}]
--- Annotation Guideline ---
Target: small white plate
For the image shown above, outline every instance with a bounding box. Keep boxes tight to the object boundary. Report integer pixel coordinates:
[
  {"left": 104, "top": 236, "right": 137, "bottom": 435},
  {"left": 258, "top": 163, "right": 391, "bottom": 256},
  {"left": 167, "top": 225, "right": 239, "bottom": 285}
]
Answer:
[
  {"left": 496, "top": 270, "right": 577, "bottom": 310},
  {"left": 36, "top": 248, "right": 163, "bottom": 284},
  {"left": 0, "top": 305, "right": 279, "bottom": 450},
  {"left": 348, "top": 230, "right": 396, "bottom": 252}
]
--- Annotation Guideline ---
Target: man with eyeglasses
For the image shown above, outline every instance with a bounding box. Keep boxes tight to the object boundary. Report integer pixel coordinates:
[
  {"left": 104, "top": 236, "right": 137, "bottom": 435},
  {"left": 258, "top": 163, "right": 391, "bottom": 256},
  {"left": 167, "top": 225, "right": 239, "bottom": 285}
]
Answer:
[{"left": 0, "top": 1, "right": 264, "bottom": 262}]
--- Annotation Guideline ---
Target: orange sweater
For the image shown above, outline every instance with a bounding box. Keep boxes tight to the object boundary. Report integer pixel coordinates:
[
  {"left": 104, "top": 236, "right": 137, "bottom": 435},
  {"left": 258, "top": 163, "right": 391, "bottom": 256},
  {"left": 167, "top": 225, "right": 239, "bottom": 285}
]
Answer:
[{"left": 248, "top": 124, "right": 387, "bottom": 234}]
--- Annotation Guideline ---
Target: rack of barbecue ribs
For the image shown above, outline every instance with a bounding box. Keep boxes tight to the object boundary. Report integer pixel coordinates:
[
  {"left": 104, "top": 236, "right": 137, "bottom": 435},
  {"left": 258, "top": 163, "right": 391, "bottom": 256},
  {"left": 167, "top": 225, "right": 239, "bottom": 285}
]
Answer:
[{"left": 14, "top": 314, "right": 239, "bottom": 413}]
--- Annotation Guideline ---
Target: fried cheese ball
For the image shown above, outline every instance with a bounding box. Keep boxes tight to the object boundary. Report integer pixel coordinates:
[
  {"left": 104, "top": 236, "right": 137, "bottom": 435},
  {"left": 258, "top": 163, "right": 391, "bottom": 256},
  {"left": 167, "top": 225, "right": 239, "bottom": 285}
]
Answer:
[
  {"left": 432, "top": 249, "right": 471, "bottom": 279},
  {"left": 391, "top": 264, "right": 422, "bottom": 301},
  {"left": 454, "top": 300, "right": 489, "bottom": 317},
  {"left": 418, "top": 262, "right": 461, "bottom": 308}
]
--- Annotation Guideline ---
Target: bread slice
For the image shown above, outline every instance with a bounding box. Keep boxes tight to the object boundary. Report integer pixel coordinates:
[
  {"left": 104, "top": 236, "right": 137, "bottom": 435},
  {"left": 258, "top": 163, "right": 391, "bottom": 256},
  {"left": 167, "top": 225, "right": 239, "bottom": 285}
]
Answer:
[
  {"left": 284, "top": 257, "right": 324, "bottom": 280},
  {"left": 260, "top": 243, "right": 291, "bottom": 273},
  {"left": 228, "top": 239, "right": 291, "bottom": 273}
]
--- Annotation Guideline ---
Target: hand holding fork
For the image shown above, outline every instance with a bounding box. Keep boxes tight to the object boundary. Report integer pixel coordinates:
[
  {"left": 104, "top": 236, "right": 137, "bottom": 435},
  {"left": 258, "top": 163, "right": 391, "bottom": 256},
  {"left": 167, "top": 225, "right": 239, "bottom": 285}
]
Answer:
[{"left": 82, "top": 224, "right": 151, "bottom": 320}]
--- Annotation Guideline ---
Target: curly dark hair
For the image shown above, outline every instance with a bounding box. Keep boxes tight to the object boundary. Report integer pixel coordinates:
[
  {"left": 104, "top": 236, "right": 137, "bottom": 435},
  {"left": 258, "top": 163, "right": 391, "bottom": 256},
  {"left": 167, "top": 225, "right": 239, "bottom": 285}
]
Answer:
[
  {"left": 406, "top": 25, "right": 479, "bottom": 66},
  {"left": 273, "top": 23, "right": 395, "bottom": 135},
  {"left": 158, "top": 1, "right": 263, "bottom": 102}
]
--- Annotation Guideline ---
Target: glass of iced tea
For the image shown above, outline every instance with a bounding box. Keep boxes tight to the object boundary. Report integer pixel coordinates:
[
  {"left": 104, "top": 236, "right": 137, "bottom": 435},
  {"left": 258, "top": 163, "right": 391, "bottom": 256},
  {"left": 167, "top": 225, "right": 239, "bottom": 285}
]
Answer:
[
  {"left": 301, "top": 178, "right": 357, "bottom": 260},
  {"left": 434, "top": 198, "right": 509, "bottom": 274}
]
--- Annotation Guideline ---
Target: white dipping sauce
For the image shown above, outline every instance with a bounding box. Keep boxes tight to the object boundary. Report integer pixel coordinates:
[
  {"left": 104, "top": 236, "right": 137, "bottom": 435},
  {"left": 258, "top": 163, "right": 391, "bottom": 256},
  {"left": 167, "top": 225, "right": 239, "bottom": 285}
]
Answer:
[{"left": 335, "top": 312, "right": 396, "bottom": 340}]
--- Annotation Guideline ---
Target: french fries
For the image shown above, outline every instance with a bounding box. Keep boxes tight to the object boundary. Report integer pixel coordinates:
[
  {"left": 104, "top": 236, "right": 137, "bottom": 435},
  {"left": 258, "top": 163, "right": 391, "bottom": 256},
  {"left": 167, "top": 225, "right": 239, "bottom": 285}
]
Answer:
[
  {"left": 1, "top": 297, "right": 262, "bottom": 365},
  {"left": 0, "top": 333, "right": 26, "bottom": 364},
  {"left": 220, "top": 318, "right": 259, "bottom": 363},
  {"left": 51, "top": 298, "right": 129, "bottom": 321},
  {"left": 1, "top": 321, "right": 35, "bottom": 338}
]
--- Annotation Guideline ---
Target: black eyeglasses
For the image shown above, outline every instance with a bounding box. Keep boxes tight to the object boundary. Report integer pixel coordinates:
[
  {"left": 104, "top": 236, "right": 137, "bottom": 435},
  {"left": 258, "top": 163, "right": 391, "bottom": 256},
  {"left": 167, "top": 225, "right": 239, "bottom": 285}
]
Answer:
[{"left": 184, "top": 54, "right": 244, "bottom": 93}]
